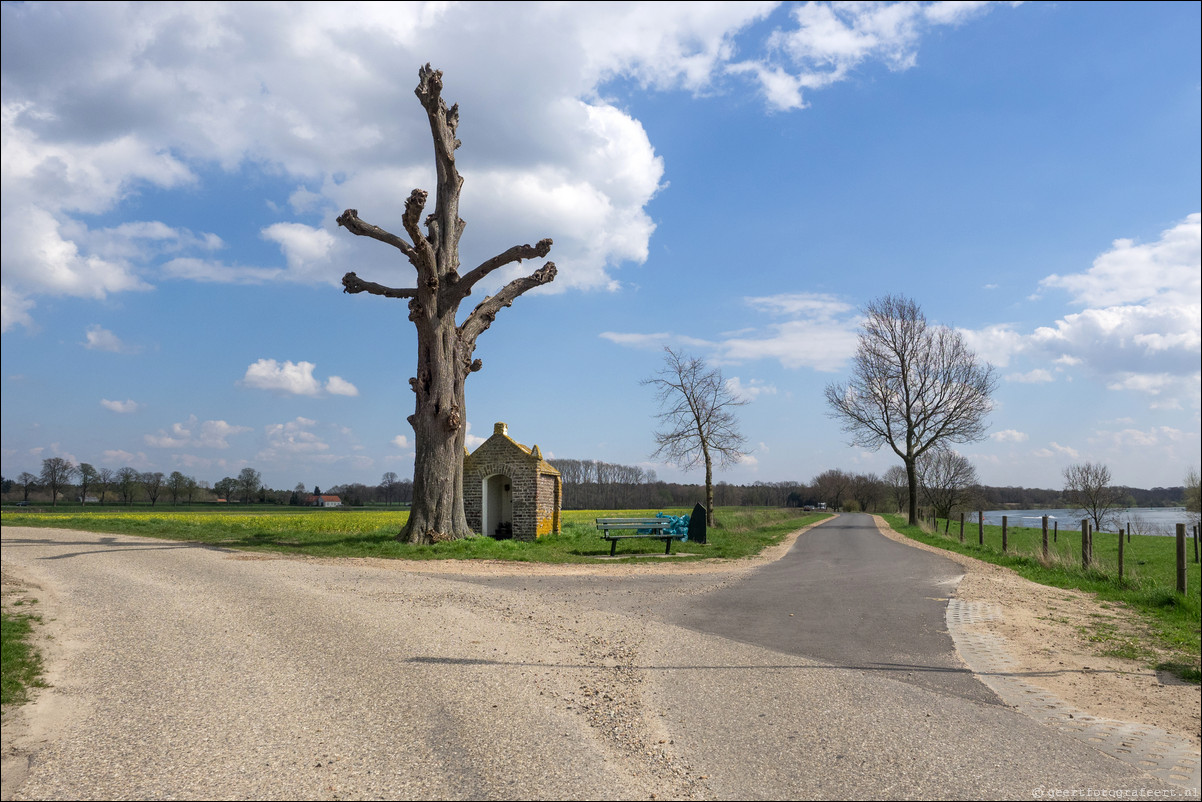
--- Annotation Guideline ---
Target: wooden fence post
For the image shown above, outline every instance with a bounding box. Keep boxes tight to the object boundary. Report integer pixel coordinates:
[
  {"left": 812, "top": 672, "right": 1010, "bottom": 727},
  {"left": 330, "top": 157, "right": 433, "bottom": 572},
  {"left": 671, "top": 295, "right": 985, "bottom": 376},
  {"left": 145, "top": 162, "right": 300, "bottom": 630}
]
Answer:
[
  {"left": 1177, "top": 523, "right": 1187, "bottom": 594},
  {"left": 1118, "top": 527, "right": 1124, "bottom": 582},
  {"left": 1081, "top": 519, "right": 1090, "bottom": 569},
  {"left": 959, "top": 512, "right": 965, "bottom": 543},
  {"left": 1041, "top": 515, "right": 1049, "bottom": 560},
  {"left": 1054, "top": 519, "right": 1058, "bottom": 543},
  {"left": 978, "top": 511, "right": 984, "bottom": 546},
  {"left": 1002, "top": 515, "right": 1008, "bottom": 553},
  {"left": 1193, "top": 524, "right": 1198, "bottom": 564}
]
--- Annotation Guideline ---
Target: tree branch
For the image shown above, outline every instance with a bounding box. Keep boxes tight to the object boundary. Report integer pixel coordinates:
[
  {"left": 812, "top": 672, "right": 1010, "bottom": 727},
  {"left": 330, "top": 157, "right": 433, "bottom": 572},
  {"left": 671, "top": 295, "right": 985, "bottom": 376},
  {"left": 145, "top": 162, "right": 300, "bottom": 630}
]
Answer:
[
  {"left": 458, "top": 262, "right": 557, "bottom": 348},
  {"left": 336, "top": 209, "right": 417, "bottom": 262},
  {"left": 342, "top": 272, "right": 418, "bottom": 299},
  {"left": 454, "top": 239, "right": 553, "bottom": 302}
]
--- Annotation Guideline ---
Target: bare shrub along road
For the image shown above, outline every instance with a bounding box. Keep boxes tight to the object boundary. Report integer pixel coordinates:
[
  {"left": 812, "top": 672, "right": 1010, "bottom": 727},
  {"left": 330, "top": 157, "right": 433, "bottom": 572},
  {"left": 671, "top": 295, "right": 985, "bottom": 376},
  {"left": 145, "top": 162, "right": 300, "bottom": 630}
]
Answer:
[{"left": 1, "top": 519, "right": 1190, "bottom": 800}]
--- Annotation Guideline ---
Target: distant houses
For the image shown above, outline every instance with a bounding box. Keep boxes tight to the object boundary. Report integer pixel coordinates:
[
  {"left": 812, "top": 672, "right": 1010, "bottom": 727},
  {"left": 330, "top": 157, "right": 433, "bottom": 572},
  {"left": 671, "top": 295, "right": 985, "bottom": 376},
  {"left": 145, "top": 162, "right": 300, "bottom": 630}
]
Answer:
[{"left": 305, "top": 494, "right": 343, "bottom": 508}]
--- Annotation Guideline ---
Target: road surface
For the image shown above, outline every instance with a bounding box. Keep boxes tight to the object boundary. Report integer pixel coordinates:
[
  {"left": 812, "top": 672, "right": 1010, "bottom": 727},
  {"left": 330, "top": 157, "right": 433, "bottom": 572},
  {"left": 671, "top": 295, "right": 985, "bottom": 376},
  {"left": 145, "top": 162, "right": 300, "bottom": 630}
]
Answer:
[{"left": 0, "top": 516, "right": 1185, "bottom": 800}]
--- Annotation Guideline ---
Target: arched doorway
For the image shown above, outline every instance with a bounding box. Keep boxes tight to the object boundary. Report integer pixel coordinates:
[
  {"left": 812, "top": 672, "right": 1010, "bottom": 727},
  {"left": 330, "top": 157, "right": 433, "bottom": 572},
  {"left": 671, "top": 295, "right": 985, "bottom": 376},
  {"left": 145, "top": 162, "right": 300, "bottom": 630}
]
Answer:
[{"left": 483, "top": 473, "right": 513, "bottom": 538}]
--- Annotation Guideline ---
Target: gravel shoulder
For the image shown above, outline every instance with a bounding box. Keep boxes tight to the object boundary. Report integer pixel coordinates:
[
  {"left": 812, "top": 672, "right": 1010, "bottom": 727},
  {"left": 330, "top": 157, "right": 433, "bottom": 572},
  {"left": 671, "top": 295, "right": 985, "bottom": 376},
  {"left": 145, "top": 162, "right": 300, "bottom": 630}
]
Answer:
[{"left": 869, "top": 515, "right": 1201, "bottom": 749}]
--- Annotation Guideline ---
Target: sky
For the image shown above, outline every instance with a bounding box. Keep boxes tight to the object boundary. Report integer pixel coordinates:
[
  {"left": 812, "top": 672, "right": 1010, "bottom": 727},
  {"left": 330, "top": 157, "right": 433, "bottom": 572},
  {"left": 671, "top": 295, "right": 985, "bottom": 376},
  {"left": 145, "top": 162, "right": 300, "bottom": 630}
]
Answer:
[{"left": 2, "top": 1, "right": 1199, "bottom": 494}]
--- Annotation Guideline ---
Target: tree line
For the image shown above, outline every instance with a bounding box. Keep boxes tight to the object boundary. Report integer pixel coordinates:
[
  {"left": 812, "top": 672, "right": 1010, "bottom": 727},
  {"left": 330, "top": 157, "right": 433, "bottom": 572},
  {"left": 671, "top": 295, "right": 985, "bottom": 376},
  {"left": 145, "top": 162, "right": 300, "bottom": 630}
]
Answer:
[{"left": 2, "top": 457, "right": 1189, "bottom": 515}]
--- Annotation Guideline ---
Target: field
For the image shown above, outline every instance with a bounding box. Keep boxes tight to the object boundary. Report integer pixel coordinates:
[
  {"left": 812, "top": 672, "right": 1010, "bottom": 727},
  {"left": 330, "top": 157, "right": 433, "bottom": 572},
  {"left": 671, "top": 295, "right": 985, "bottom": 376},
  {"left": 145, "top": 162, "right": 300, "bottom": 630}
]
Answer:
[
  {"left": 0, "top": 505, "right": 827, "bottom": 563},
  {"left": 885, "top": 514, "right": 1201, "bottom": 683}
]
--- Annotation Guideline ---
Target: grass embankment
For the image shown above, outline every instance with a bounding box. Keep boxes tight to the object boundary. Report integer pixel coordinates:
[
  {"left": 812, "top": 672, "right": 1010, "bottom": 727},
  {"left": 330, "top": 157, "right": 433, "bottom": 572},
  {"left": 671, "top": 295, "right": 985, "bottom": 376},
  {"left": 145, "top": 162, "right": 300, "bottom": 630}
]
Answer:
[
  {"left": 883, "top": 514, "right": 1201, "bottom": 684},
  {"left": 1, "top": 506, "right": 828, "bottom": 563},
  {"left": 1, "top": 601, "right": 46, "bottom": 707}
]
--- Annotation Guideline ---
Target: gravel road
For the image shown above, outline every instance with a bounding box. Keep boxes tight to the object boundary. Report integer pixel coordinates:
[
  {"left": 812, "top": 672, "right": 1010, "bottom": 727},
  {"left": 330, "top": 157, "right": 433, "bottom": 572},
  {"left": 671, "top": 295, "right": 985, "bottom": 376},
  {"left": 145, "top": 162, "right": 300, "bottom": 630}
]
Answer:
[{"left": 1, "top": 524, "right": 1190, "bottom": 800}]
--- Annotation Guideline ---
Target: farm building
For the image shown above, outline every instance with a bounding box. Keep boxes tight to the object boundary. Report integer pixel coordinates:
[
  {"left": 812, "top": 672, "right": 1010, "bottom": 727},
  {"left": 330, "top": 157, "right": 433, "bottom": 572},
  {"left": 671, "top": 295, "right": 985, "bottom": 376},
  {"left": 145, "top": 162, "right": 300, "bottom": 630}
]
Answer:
[{"left": 464, "top": 422, "right": 561, "bottom": 540}]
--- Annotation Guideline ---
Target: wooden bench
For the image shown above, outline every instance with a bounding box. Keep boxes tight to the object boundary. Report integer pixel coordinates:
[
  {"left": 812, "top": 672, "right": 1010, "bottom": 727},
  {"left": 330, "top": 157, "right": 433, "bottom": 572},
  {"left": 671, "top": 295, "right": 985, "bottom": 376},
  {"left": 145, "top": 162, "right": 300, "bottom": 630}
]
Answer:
[{"left": 595, "top": 517, "right": 680, "bottom": 556}]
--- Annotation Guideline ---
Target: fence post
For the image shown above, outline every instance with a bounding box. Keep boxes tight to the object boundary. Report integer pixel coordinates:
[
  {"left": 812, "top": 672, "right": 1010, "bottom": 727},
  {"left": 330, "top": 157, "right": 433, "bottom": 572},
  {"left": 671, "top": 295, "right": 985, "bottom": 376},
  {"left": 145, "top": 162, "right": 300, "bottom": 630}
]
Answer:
[
  {"left": 1177, "top": 524, "right": 1187, "bottom": 594},
  {"left": 978, "top": 511, "right": 983, "bottom": 546},
  {"left": 1041, "top": 515, "right": 1049, "bottom": 560},
  {"left": 1194, "top": 524, "right": 1198, "bottom": 564},
  {"left": 1054, "top": 519, "right": 1058, "bottom": 543},
  {"left": 1081, "top": 519, "right": 1090, "bottom": 569},
  {"left": 1002, "top": 515, "right": 1008, "bottom": 553},
  {"left": 1118, "top": 527, "right": 1124, "bottom": 582},
  {"left": 959, "top": 512, "right": 965, "bottom": 543}
]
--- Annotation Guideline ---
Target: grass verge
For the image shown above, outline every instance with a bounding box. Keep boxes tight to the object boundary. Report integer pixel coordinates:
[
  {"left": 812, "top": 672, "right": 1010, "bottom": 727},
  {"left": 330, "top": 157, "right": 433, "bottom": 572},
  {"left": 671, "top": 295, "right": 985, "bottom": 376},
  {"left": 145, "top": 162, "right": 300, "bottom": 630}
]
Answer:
[
  {"left": 882, "top": 514, "right": 1201, "bottom": 684},
  {"left": 1, "top": 507, "right": 829, "bottom": 564},
  {"left": 1, "top": 600, "right": 46, "bottom": 707}
]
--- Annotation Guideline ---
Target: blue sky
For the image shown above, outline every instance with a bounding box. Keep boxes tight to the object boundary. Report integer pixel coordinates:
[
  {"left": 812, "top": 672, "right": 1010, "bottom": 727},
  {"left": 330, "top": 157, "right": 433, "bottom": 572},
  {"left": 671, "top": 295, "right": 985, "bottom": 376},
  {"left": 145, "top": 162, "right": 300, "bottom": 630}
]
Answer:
[{"left": 2, "top": 1, "right": 1199, "bottom": 493}]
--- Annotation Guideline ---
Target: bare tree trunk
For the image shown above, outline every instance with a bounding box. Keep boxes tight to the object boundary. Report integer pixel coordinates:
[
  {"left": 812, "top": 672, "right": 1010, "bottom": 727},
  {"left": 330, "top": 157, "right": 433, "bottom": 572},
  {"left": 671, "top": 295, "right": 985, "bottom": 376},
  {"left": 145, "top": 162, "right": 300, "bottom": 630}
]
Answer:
[
  {"left": 906, "top": 456, "right": 919, "bottom": 526},
  {"left": 704, "top": 447, "right": 715, "bottom": 526},
  {"left": 337, "top": 65, "right": 556, "bottom": 544}
]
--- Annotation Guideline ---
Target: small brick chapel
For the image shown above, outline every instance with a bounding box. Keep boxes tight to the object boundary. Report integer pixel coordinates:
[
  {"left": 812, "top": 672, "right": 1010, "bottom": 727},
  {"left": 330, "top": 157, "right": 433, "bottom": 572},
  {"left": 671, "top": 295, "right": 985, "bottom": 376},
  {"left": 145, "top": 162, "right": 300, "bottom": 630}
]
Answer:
[{"left": 464, "top": 422, "right": 562, "bottom": 540}]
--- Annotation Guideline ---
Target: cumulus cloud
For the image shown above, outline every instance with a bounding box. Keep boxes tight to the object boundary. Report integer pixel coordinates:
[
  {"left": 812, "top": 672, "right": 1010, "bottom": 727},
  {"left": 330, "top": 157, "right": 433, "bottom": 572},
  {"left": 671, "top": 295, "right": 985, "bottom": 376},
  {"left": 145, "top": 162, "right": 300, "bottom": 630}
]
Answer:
[
  {"left": 958, "top": 214, "right": 1201, "bottom": 409},
  {"left": 145, "top": 415, "right": 251, "bottom": 449},
  {"left": 259, "top": 417, "right": 330, "bottom": 459},
  {"left": 241, "top": 359, "right": 358, "bottom": 397},
  {"left": 990, "top": 429, "right": 1029, "bottom": 443},
  {"left": 1032, "top": 442, "right": 1080, "bottom": 460},
  {"left": 1005, "top": 369, "right": 1053, "bottom": 384},
  {"left": 100, "top": 399, "right": 141, "bottom": 414},
  {"left": 392, "top": 435, "right": 410, "bottom": 449},
  {"left": 1, "top": 2, "right": 1006, "bottom": 328},
  {"left": 725, "top": 376, "right": 778, "bottom": 401},
  {"left": 83, "top": 325, "right": 133, "bottom": 353},
  {"left": 735, "top": 1, "right": 1001, "bottom": 109}
]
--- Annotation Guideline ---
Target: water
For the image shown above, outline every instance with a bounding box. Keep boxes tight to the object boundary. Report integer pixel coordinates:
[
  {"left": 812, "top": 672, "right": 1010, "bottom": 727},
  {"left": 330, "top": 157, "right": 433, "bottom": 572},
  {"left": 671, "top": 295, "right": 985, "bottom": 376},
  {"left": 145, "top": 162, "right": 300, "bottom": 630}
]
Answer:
[{"left": 979, "top": 507, "right": 1194, "bottom": 536}]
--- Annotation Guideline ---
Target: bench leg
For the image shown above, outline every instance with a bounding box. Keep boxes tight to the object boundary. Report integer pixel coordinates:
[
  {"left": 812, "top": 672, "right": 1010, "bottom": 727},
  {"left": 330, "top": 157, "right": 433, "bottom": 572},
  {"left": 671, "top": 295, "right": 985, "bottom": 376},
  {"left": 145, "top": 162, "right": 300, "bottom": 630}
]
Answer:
[
  {"left": 610, "top": 539, "right": 618, "bottom": 557},
  {"left": 664, "top": 537, "right": 672, "bottom": 555}
]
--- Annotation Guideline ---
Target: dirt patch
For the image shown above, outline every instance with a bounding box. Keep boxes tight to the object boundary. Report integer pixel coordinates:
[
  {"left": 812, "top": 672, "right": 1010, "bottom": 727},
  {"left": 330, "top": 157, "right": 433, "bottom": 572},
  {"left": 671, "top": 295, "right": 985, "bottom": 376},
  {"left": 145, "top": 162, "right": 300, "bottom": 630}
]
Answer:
[{"left": 871, "top": 516, "right": 1201, "bottom": 748}]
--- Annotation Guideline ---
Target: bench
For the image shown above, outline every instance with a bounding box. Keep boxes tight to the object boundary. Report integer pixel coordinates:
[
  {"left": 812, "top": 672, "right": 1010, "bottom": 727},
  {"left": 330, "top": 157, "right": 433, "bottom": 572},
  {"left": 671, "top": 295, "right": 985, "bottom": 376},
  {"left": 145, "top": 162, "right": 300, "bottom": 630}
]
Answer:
[{"left": 595, "top": 517, "right": 680, "bottom": 556}]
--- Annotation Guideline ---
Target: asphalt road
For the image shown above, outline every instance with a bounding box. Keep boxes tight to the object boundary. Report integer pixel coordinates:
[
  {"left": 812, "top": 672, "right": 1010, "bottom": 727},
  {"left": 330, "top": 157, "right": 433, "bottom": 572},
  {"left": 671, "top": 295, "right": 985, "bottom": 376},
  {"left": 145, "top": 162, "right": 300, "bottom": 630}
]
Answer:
[{"left": 1, "top": 519, "right": 1183, "bottom": 800}]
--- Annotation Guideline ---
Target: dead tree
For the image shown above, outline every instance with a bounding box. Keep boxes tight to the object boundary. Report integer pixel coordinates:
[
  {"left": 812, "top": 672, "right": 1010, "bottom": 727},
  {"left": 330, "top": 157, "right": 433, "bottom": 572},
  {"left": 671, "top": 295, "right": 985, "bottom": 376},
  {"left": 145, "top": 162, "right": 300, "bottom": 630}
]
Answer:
[{"left": 337, "top": 65, "right": 556, "bottom": 544}]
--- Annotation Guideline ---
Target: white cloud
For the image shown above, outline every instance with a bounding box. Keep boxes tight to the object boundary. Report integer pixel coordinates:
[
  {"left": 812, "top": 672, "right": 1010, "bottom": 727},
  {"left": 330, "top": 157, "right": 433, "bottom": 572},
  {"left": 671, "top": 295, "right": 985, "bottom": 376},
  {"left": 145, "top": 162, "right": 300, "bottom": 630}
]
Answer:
[
  {"left": 260, "top": 417, "right": 330, "bottom": 459},
  {"left": 1005, "top": 369, "right": 1053, "bottom": 384},
  {"left": 240, "top": 359, "right": 358, "bottom": 397},
  {"left": 1041, "top": 214, "right": 1201, "bottom": 308},
  {"left": 101, "top": 399, "right": 141, "bottom": 414},
  {"left": 725, "top": 376, "right": 778, "bottom": 401},
  {"left": 392, "top": 435, "right": 410, "bottom": 449},
  {"left": 324, "top": 375, "right": 360, "bottom": 397},
  {"left": 1032, "top": 442, "right": 1080, "bottom": 460},
  {"left": 145, "top": 415, "right": 251, "bottom": 449},
  {"left": 602, "top": 291, "right": 860, "bottom": 371},
  {"left": 740, "top": 1, "right": 1000, "bottom": 110},
  {"left": 83, "top": 325, "right": 132, "bottom": 353},
  {"left": 990, "top": 429, "right": 1029, "bottom": 443},
  {"left": 101, "top": 449, "right": 150, "bottom": 468},
  {"left": 1, "top": 2, "right": 1007, "bottom": 327},
  {"left": 464, "top": 422, "right": 487, "bottom": 450}
]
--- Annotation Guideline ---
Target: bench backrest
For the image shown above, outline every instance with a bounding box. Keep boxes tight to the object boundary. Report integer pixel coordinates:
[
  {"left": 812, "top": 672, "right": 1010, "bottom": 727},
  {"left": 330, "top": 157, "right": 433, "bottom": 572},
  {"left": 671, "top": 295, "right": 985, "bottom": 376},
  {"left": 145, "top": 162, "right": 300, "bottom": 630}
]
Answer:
[{"left": 595, "top": 518, "right": 668, "bottom": 529}]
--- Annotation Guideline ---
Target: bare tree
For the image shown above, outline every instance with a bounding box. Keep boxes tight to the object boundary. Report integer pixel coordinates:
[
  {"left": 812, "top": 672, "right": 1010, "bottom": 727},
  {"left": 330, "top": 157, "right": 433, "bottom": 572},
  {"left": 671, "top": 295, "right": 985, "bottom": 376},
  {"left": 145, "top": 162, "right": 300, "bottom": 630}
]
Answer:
[
  {"left": 17, "top": 471, "right": 37, "bottom": 503},
  {"left": 811, "top": 468, "right": 854, "bottom": 511},
  {"left": 140, "top": 472, "right": 165, "bottom": 506},
  {"left": 644, "top": 348, "right": 748, "bottom": 526},
  {"left": 1063, "top": 462, "right": 1123, "bottom": 533},
  {"left": 237, "top": 468, "right": 262, "bottom": 504},
  {"left": 917, "top": 446, "right": 979, "bottom": 522},
  {"left": 167, "top": 471, "right": 189, "bottom": 505},
  {"left": 882, "top": 465, "right": 909, "bottom": 514},
  {"left": 380, "top": 472, "right": 400, "bottom": 506},
  {"left": 851, "top": 472, "right": 883, "bottom": 513},
  {"left": 116, "top": 467, "right": 141, "bottom": 505},
  {"left": 78, "top": 463, "right": 99, "bottom": 504},
  {"left": 40, "top": 457, "right": 77, "bottom": 506},
  {"left": 96, "top": 467, "right": 115, "bottom": 504},
  {"left": 825, "top": 295, "right": 997, "bottom": 525},
  {"left": 337, "top": 65, "right": 556, "bottom": 544}
]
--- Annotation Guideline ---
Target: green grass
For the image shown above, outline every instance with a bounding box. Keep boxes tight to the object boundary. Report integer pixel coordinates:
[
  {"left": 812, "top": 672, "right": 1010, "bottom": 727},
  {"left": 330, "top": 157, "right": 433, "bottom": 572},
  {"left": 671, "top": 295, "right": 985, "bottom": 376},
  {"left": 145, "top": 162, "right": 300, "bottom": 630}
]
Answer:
[
  {"left": 1, "top": 506, "right": 829, "bottom": 563},
  {"left": 884, "top": 514, "right": 1201, "bottom": 683},
  {"left": 1, "top": 601, "right": 47, "bottom": 707}
]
